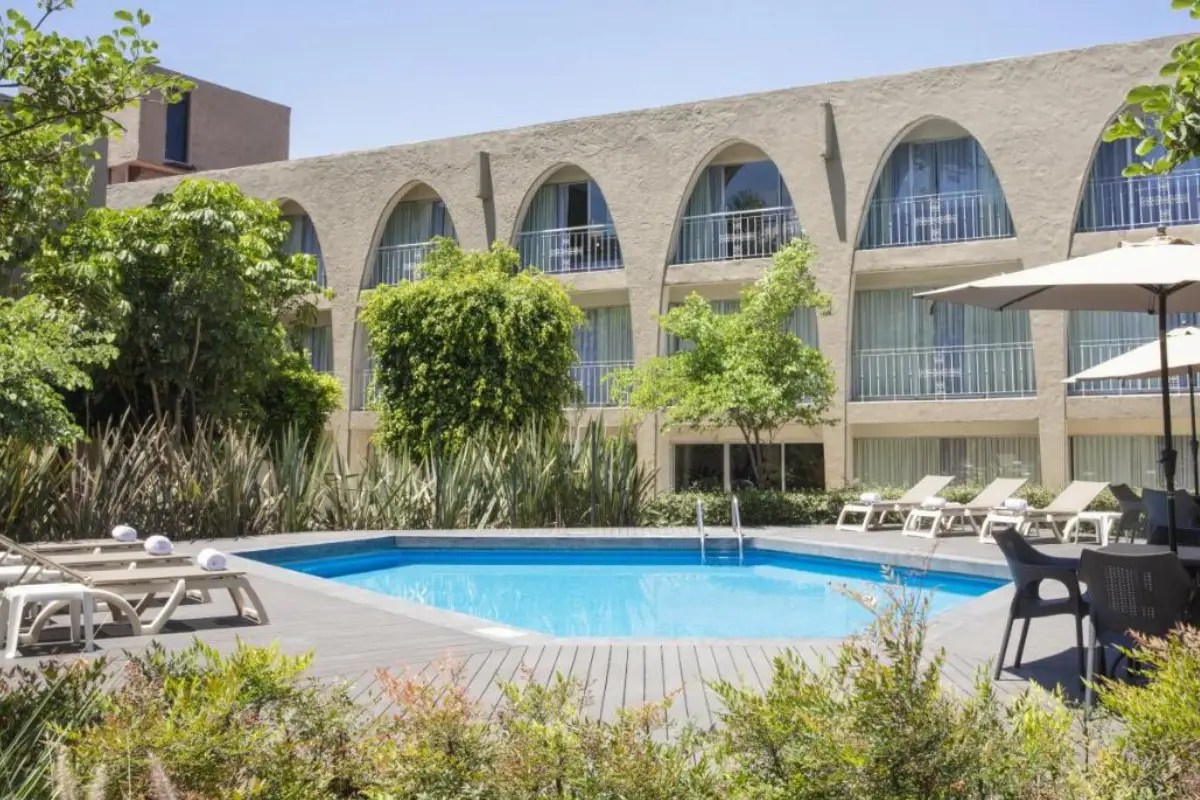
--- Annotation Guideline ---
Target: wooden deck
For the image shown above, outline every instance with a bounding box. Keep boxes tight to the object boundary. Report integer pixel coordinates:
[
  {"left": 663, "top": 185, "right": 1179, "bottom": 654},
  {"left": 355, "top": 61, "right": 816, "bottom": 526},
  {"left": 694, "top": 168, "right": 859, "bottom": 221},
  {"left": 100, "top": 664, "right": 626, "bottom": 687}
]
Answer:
[{"left": 7, "top": 526, "right": 1095, "bottom": 724}]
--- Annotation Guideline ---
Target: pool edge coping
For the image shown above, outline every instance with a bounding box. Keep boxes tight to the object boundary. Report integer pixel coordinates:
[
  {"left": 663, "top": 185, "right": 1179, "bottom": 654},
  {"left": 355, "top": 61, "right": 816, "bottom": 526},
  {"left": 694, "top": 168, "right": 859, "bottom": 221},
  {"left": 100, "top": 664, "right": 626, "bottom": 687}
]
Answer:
[{"left": 226, "top": 530, "right": 1015, "bottom": 647}]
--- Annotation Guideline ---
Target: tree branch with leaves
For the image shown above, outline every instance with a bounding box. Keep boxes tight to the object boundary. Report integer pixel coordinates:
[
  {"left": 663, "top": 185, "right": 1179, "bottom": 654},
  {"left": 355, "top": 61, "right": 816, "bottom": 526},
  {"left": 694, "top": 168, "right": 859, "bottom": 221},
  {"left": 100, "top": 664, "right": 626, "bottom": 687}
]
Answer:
[{"left": 612, "top": 238, "right": 836, "bottom": 489}]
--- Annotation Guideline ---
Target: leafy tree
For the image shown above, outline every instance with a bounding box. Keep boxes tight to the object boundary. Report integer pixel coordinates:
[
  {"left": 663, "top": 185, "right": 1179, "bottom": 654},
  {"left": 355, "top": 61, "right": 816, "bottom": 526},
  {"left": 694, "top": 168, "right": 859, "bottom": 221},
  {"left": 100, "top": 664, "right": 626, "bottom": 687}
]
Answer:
[
  {"left": 38, "top": 179, "right": 334, "bottom": 434},
  {"left": 361, "top": 239, "right": 583, "bottom": 455},
  {"left": 1105, "top": 0, "right": 1200, "bottom": 174},
  {"left": 254, "top": 348, "right": 342, "bottom": 447},
  {"left": 0, "top": 2, "right": 188, "bottom": 444},
  {"left": 612, "top": 238, "right": 835, "bottom": 489}
]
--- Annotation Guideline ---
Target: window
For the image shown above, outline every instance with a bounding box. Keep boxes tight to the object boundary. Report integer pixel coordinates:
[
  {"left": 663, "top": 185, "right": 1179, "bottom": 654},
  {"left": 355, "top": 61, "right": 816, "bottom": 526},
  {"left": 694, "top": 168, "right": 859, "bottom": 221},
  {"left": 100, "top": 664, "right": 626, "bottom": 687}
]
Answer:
[
  {"left": 1071, "top": 435, "right": 1194, "bottom": 491},
  {"left": 853, "top": 437, "right": 1040, "bottom": 487},
  {"left": 518, "top": 180, "right": 621, "bottom": 272},
  {"left": 673, "top": 443, "right": 826, "bottom": 492},
  {"left": 165, "top": 92, "right": 190, "bottom": 164}
]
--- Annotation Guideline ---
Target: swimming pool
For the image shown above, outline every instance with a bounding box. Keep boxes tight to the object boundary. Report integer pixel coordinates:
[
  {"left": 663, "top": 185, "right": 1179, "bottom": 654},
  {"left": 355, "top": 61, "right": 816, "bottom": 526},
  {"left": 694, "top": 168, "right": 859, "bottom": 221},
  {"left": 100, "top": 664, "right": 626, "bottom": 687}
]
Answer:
[{"left": 250, "top": 543, "right": 1004, "bottom": 639}]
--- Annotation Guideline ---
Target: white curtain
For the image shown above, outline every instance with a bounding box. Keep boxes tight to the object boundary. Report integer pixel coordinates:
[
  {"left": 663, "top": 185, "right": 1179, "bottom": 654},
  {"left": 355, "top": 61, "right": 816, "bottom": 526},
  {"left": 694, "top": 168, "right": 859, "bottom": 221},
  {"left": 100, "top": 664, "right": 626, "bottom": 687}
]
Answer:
[
  {"left": 786, "top": 307, "right": 820, "bottom": 347},
  {"left": 855, "top": 437, "right": 1040, "bottom": 486},
  {"left": 1071, "top": 435, "right": 1194, "bottom": 491},
  {"left": 299, "top": 326, "right": 333, "bottom": 373},
  {"left": 677, "top": 167, "right": 721, "bottom": 263},
  {"left": 574, "top": 306, "right": 633, "bottom": 363}
]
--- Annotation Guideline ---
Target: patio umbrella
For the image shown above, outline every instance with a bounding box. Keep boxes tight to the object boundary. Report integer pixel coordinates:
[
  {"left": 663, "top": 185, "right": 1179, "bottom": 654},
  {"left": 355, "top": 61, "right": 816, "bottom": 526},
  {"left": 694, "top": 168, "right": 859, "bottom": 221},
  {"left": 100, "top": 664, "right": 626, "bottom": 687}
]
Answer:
[
  {"left": 915, "top": 228, "right": 1200, "bottom": 551},
  {"left": 1064, "top": 326, "right": 1200, "bottom": 494}
]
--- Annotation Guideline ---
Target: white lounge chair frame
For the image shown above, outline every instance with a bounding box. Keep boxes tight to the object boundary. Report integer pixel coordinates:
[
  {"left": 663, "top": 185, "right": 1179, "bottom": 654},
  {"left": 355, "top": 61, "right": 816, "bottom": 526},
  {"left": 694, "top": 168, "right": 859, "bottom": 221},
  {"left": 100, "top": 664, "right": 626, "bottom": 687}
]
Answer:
[
  {"left": 977, "top": 481, "right": 1110, "bottom": 543},
  {"left": 902, "top": 477, "right": 1028, "bottom": 539},
  {"left": 836, "top": 475, "right": 955, "bottom": 532}
]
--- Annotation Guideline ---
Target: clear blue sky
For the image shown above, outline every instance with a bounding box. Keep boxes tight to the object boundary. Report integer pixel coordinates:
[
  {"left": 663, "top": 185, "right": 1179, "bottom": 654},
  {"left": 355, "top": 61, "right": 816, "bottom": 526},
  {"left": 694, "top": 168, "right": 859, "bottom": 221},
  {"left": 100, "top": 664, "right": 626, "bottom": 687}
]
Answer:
[{"left": 20, "top": 0, "right": 1200, "bottom": 159}]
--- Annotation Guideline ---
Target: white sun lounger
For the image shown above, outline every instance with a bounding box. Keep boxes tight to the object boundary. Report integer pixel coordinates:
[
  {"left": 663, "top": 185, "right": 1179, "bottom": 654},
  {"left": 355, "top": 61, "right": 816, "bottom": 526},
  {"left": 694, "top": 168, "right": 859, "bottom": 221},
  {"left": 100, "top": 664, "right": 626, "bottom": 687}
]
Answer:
[
  {"left": 902, "top": 477, "right": 1028, "bottom": 538},
  {"left": 977, "top": 481, "right": 1110, "bottom": 543},
  {"left": 835, "top": 475, "right": 955, "bottom": 532}
]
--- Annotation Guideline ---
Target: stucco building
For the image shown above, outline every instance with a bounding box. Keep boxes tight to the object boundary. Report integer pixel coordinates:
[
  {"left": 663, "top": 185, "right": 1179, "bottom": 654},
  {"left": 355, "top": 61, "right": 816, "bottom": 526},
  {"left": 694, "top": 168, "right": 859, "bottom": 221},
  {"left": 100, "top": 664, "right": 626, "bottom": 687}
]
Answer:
[
  {"left": 106, "top": 35, "right": 1200, "bottom": 493},
  {"left": 107, "top": 68, "right": 289, "bottom": 184}
]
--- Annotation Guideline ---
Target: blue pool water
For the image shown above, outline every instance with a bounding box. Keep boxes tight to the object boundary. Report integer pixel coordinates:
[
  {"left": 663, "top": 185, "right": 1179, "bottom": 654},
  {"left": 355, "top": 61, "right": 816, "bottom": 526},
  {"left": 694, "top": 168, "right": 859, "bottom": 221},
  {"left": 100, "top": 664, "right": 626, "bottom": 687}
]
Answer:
[{"left": 257, "top": 546, "right": 1004, "bottom": 638}]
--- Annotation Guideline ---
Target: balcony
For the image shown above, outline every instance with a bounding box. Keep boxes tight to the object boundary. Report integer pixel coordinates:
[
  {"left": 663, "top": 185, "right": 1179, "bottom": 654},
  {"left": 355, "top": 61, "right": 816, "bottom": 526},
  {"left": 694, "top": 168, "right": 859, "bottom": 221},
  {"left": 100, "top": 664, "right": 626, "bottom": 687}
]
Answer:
[
  {"left": 571, "top": 361, "right": 632, "bottom": 407},
  {"left": 1076, "top": 169, "right": 1200, "bottom": 233},
  {"left": 517, "top": 223, "right": 622, "bottom": 274},
  {"left": 370, "top": 242, "right": 436, "bottom": 288},
  {"left": 859, "top": 189, "right": 1013, "bottom": 250},
  {"left": 850, "top": 342, "right": 1036, "bottom": 401},
  {"left": 1068, "top": 337, "right": 1194, "bottom": 396},
  {"left": 673, "top": 206, "right": 800, "bottom": 265}
]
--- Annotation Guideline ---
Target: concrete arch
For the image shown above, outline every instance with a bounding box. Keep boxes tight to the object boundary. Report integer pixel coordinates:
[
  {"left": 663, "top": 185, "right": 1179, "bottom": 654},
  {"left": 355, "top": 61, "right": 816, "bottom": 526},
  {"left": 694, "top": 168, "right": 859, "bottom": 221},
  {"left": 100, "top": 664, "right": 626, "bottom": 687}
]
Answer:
[
  {"left": 277, "top": 197, "right": 327, "bottom": 259},
  {"left": 358, "top": 179, "right": 461, "bottom": 290},
  {"left": 508, "top": 162, "right": 625, "bottom": 259},
  {"left": 851, "top": 115, "right": 1017, "bottom": 250},
  {"left": 663, "top": 138, "right": 802, "bottom": 266}
]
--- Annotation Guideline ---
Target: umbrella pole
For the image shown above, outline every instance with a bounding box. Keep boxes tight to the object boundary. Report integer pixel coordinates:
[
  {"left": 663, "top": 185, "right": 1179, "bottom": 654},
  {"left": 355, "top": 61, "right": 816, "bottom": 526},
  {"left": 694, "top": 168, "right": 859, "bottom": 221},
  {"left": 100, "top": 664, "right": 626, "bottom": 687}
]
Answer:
[
  {"left": 1192, "top": 367, "right": 1199, "bottom": 496},
  {"left": 1159, "top": 293, "right": 1179, "bottom": 553}
]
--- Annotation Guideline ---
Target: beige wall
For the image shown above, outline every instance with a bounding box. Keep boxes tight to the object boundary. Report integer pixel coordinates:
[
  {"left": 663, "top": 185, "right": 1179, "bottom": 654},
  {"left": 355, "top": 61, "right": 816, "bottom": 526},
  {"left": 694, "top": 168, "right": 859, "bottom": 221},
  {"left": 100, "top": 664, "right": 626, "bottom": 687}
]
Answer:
[
  {"left": 110, "top": 70, "right": 289, "bottom": 176},
  {"left": 106, "top": 35, "right": 1191, "bottom": 491}
]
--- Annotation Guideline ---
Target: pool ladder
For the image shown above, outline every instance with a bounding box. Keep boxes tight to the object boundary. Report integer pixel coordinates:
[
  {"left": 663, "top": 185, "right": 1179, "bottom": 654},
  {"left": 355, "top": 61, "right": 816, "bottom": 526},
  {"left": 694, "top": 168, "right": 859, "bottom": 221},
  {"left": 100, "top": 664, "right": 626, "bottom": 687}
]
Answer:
[{"left": 696, "top": 498, "right": 744, "bottom": 565}]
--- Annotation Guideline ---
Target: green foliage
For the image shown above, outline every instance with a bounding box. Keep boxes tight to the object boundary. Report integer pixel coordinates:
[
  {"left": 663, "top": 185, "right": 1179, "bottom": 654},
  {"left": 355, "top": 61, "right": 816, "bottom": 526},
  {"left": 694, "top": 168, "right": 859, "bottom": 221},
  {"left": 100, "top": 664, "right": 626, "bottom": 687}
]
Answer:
[
  {"left": 0, "top": 295, "right": 116, "bottom": 445},
  {"left": 1105, "top": 2, "right": 1200, "bottom": 175},
  {"left": 712, "top": 586, "right": 1078, "bottom": 799},
  {"left": 36, "top": 179, "right": 330, "bottom": 434},
  {"left": 640, "top": 484, "right": 1111, "bottom": 527},
  {"left": 69, "top": 640, "right": 370, "bottom": 799},
  {"left": 0, "top": 416, "right": 651, "bottom": 540},
  {"left": 0, "top": 658, "right": 108, "bottom": 799},
  {"left": 0, "top": 2, "right": 189, "bottom": 446},
  {"left": 1087, "top": 626, "right": 1200, "bottom": 798},
  {"left": 361, "top": 239, "right": 583, "bottom": 455},
  {"left": 254, "top": 348, "right": 342, "bottom": 447},
  {"left": 613, "top": 239, "right": 835, "bottom": 488}
]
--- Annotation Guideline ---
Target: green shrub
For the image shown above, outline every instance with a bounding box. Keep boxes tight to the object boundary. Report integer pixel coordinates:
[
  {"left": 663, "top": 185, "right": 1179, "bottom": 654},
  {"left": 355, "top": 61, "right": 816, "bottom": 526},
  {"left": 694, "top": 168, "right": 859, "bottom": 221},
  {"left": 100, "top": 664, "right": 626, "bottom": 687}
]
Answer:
[
  {"left": 1086, "top": 626, "right": 1200, "bottom": 798},
  {"left": 712, "top": 586, "right": 1078, "bottom": 799}
]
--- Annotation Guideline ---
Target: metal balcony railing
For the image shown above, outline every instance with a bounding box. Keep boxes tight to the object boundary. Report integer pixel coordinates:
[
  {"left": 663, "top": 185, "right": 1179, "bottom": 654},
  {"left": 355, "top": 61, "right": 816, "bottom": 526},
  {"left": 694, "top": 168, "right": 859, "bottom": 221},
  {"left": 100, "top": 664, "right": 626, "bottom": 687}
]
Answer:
[
  {"left": 370, "top": 242, "right": 436, "bottom": 287},
  {"left": 850, "top": 342, "right": 1036, "bottom": 401},
  {"left": 673, "top": 206, "right": 800, "bottom": 264},
  {"left": 517, "top": 223, "right": 622, "bottom": 273},
  {"left": 1068, "top": 337, "right": 1194, "bottom": 396},
  {"left": 859, "top": 189, "right": 1014, "bottom": 249},
  {"left": 571, "top": 361, "right": 632, "bottom": 407},
  {"left": 1076, "top": 169, "right": 1200, "bottom": 233}
]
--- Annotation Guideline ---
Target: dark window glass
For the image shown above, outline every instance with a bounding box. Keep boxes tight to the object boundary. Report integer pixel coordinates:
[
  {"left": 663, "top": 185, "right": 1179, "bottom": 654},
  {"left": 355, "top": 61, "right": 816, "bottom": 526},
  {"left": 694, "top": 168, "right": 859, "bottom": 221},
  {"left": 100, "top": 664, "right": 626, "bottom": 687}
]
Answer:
[
  {"left": 165, "top": 93, "right": 191, "bottom": 163},
  {"left": 674, "top": 445, "right": 723, "bottom": 492},
  {"left": 730, "top": 444, "right": 783, "bottom": 490},
  {"left": 784, "top": 444, "right": 825, "bottom": 490},
  {"left": 566, "top": 182, "right": 589, "bottom": 228}
]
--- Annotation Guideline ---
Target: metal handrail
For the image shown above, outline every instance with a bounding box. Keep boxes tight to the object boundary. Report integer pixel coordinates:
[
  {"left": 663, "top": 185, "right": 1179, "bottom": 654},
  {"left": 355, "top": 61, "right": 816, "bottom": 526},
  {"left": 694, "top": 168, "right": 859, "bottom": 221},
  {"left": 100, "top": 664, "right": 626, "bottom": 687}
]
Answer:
[
  {"left": 732, "top": 496, "right": 744, "bottom": 565},
  {"left": 697, "top": 499, "right": 706, "bottom": 564}
]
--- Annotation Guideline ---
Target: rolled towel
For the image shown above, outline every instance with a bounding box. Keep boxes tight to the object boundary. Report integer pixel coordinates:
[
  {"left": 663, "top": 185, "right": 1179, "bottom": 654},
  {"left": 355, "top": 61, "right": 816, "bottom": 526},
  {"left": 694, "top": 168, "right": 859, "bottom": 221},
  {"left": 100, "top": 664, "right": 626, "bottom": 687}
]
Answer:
[
  {"left": 1002, "top": 497, "right": 1029, "bottom": 512},
  {"left": 859, "top": 492, "right": 882, "bottom": 504},
  {"left": 196, "top": 548, "right": 227, "bottom": 571},
  {"left": 144, "top": 535, "right": 173, "bottom": 556},
  {"left": 111, "top": 524, "right": 138, "bottom": 542},
  {"left": 921, "top": 496, "right": 948, "bottom": 509}
]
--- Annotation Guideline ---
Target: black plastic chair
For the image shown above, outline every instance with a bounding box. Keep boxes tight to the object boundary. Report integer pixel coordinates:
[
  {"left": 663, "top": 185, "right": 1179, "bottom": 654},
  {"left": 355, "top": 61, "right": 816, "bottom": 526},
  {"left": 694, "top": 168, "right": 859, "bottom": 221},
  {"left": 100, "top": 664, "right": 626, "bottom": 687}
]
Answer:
[
  {"left": 1146, "top": 525, "right": 1200, "bottom": 547},
  {"left": 992, "top": 528, "right": 1088, "bottom": 680},
  {"left": 1108, "top": 483, "right": 1145, "bottom": 542},
  {"left": 1141, "top": 489, "right": 1200, "bottom": 539},
  {"left": 1078, "top": 548, "right": 1196, "bottom": 707}
]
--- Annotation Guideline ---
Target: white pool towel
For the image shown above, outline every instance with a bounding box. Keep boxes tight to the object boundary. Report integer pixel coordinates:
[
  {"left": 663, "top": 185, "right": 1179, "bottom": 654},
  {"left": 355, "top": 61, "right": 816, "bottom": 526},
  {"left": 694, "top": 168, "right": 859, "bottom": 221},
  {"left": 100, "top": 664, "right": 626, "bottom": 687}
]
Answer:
[
  {"left": 196, "top": 548, "right": 227, "bottom": 571},
  {"left": 144, "top": 535, "right": 173, "bottom": 555},
  {"left": 111, "top": 524, "right": 138, "bottom": 542},
  {"left": 1002, "top": 497, "right": 1029, "bottom": 512},
  {"left": 921, "top": 496, "right": 948, "bottom": 509},
  {"left": 859, "top": 492, "right": 882, "bottom": 504}
]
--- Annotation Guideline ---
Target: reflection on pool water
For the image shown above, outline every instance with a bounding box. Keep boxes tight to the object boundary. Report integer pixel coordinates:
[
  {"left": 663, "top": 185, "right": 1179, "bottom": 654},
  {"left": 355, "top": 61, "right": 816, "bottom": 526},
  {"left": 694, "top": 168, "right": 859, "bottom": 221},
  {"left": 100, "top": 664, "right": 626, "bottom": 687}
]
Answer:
[{"left": 257, "top": 546, "right": 1005, "bottom": 639}]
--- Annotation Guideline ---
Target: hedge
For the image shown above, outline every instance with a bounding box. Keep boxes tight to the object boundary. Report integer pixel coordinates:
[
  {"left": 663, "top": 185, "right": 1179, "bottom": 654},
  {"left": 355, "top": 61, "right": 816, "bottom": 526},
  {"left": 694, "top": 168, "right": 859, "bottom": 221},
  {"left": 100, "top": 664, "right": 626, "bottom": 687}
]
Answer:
[{"left": 639, "top": 484, "right": 1119, "bottom": 527}]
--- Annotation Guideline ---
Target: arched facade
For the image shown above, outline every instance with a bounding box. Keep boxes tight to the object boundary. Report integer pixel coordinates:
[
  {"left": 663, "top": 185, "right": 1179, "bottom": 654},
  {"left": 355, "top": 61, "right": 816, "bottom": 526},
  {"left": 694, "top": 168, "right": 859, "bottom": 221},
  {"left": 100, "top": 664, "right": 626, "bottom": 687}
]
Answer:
[
  {"left": 511, "top": 163, "right": 623, "bottom": 274},
  {"left": 668, "top": 140, "right": 800, "bottom": 265},
  {"left": 363, "top": 181, "right": 459, "bottom": 289},
  {"left": 856, "top": 117, "right": 1014, "bottom": 250}
]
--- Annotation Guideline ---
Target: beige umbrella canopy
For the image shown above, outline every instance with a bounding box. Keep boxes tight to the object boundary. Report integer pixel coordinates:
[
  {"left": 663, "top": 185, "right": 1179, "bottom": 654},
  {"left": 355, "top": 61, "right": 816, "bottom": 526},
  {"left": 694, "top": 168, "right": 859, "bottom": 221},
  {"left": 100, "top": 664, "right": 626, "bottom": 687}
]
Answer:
[
  {"left": 1065, "top": 327, "right": 1200, "bottom": 494},
  {"left": 916, "top": 229, "right": 1200, "bottom": 550}
]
